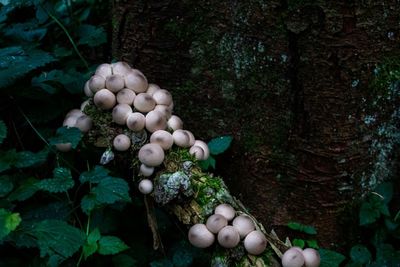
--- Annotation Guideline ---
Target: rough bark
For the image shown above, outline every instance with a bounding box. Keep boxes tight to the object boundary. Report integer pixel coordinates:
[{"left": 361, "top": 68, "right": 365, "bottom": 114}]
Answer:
[{"left": 111, "top": 0, "right": 400, "bottom": 250}]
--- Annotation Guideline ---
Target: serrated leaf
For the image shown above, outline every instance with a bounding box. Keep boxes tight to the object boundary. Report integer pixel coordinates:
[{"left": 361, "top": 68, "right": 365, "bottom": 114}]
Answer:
[
  {"left": 0, "top": 46, "right": 56, "bottom": 88},
  {"left": 14, "top": 148, "right": 49, "bottom": 168},
  {"left": 319, "top": 249, "right": 345, "bottom": 267},
  {"left": 0, "top": 120, "right": 7, "bottom": 144},
  {"left": 78, "top": 24, "right": 107, "bottom": 47},
  {"left": 30, "top": 220, "right": 85, "bottom": 258},
  {"left": 359, "top": 194, "right": 386, "bottom": 225},
  {"left": 32, "top": 69, "right": 87, "bottom": 95},
  {"left": 350, "top": 245, "right": 371, "bottom": 264},
  {"left": 0, "top": 149, "right": 18, "bottom": 173},
  {"left": 208, "top": 135, "right": 233, "bottom": 155},
  {"left": 292, "top": 238, "right": 305, "bottom": 248},
  {"left": 87, "top": 228, "right": 101, "bottom": 244},
  {"left": 287, "top": 221, "right": 317, "bottom": 235},
  {"left": 83, "top": 242, "right": 98, "bottom": 259},
  {"left": 0, "top": 209, "right": 21, "bottom": 240},
  {"left": 306, "top": 239, "right": 319, "bottom": 249},
  {"left": 3, "top": 22, "right": 47, "bottom": 41},
  {"left": 0, "top": 175, "right": 13, "bottom": 197},
  {"left": 198, "top": 156, "right": 216, "bottom": 171},
  {"left": 98, "top": 236, "right": 129, "bottom": 255},
  {"left": 8, "top": 177, "right": 39, "bottom": 201},
  {"left": 81, "top": 194, "right": 97, "bottom": 214},
  {"left": 36, "top": 167, "right": 74, "bottom": 193},
  {"left": 80, "top": 165, "right": 110, "bottom": 183},
  {"left": 49, "top": 127, "right": 82, "bottom": 149}
]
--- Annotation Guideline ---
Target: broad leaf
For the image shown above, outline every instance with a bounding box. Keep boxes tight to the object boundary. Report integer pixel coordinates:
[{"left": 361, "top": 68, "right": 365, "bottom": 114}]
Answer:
[
  {"left": 98, "top": 236, "right": 129, "bottom": 255},
  {"left": 3, "top": 22, "right": 47, "bottom": 42},
  {"left": 319, "top": 249, "right": 345, "bottom": 267},
  {"left": 49, "top": 126, "right": 82, "bottom": 149},
  {"left": 198, "top": 156, "right": 216, "bottom": 170},
  {"left": 36, "top": 167, "right": 74, "bottom": 193},
  {"left": 0, "top": 120, "right": 7, "bottom": 144},
  {"left": 80, "top": 165, "right": 110, "bottom": 183},
  {"left": 0, "top": 148, "right": 49, "bottom": 173},
  {"left": 207, "top": 135, "right": 233, "bottom": 155},
  {"left": 375, "top": 182, "right": 393, "bottom": 204},
  {"left": 0, "top": 175, "right": 13, "bottom": 197},
  {"left": 0, "top": 209, "right": 21, "bottom": 240},
  {"left": 292, "top": 238, "right": 305, "bottom": 248},
  {"left": 78, "top": 24, "right": 107, "bottom": 47},
  {"left": 287, "top": 221, "right": 317, "bottom": 235},
  {"left": 350, "top": 245, "right": 371, "bottom": 264},
  {"left": 8, "top": 177, "right": 39, "bottom": 201}
]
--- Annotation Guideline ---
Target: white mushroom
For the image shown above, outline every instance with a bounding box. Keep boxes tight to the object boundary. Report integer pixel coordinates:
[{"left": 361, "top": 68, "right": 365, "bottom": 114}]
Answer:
[
  {"left": 193, "top": 140, "right": 210, "bottom": 160},
  {"left": 214, "top": 203, "right": 235, "bottom": 221},
  {"left": 189, "top": 145, "right": 206, "bottom": 160},
  {"left": 105, "top": 74, "right": 125, "bottom": 93},
  {"left": 139, "top": 164, "right": 154, "bottom": 177},
  {"left": 116, "top": 88, "right": 136, "bottom": 105},
  {"left": 188, "top": 224, "right": 215, "bottom": 248},
  {"left": 63, "top": 116, "right": 78, "bottom": 128},
  {"left": 125, "top": 70, "right": 148, "bottom": 93},
  {"left": 282, "top": 247, "right": 305, "bottom": 267},
  {"left": 243, "top": 230, "right": 267, "bottom": 255},
  {"left": 80, "top": 100, "right": 90, "bottom": 111},
  {"left": 150, "top": 130, "right": 173, "bottom": 150},
  {"left": 172, "top": 129, "right": 194, "bottom": 148},
  {"left": 146, "top": 83, "right": 160, "bottom": 96},
  {"left": 232, "top": 215, "right": 256, "bottom": 238},
  {"left": 167, "top": 115, "right": 183, "bottom": 131},
  {"left": 95, "top": 63, "right": 113, "bottom": 78},
  {"left": 84, "top": 81, "right": 93, "bottom": 97},
  {"left": 66, "top": 109, "right": 84, "bottom": 118},
  {"left": 88, "top": 74, "right": 106, "bottom": 93},
  {"left": 217, "top": 226, "right": 240, "bottom": 248},
  {"left": 138, "top": 179, "right": 153, "bottom": 194},
  {"left": 111, "top": 61, "right": 131, "bottom": 76},
  {"left": 145, "top": 110, "right": 167, "bottom": 133},
  {"left": 93, "top": 89, "right": 116, "bottom": 110},
  {"left": 302, "top": 248, "right": 320, "bottom": 267},
  {"left": 126, "top": 112, "right": 146, "bottom": 132},
  {"left": 112, "top": 104, "right": 133, "bottom": 125},
  {"left": 138, "top": 143, "right": 165, "bottom": 166},
  {"left": 75, "top": 115, "right": 93, "bottom": 133},
  {"left": 113, "top": 134, "right": 131, "bottom": 151},
  {"left": 206, "top": 214, "right": 228, "bottom": 234},
  {"left": 55, "top": 143, "right": 72, "bottom": 152},
  {"left": 133, "top": 93, "right": 156, "bottom": 113},
  {"left": 152, "top": 89, "right": 173, "bottom": 106}
]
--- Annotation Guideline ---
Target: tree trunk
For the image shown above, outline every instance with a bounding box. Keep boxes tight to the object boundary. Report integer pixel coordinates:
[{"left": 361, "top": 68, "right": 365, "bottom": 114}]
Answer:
[{"left": 112, "top": 0, "right": 400, "bottom": 250}]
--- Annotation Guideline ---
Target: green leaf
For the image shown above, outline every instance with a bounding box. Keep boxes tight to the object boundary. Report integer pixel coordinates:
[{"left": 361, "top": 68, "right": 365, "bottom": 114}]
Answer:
[
  {"left": 80, "top": 165, "right": 110, "bottom": 183},
  {"left": 306, "top": 239, "right": 319, "bottom": 249},
  {"left": 292, "top": 238, "right": 305, "bottom": 248},
  {"left": 78, "top": 24, "right": 107, "bottom": 47},
  {"left": 287, "top": 221, "right": 317, "bottom": 235},
  {"left": 198, "top": 156, "right": 216, "bottom": 171},
  {"left": 0, "top": 175, "right": 13, "bottom": 197},
  {"left": 30, "top": 220, "right": 85, "bottom": 258},
  {"left": 0, "top": 46, "right": 56, "bottom": 88},
  {"left": 49, "top": 126, "right": 82, "bottom": 149},
  {"left": 87, "top": 228, "right": 101, "bottom": 244},
  {"left": 375, "top": 182, "right": 393, "bottom": 204},
  {"left": 0, "top": 149, "right": 18, "bottom": 173},
  {"left": 3, "top": 22, "right": 47, "bottom": 41},
  {"left": 0, "top": 209, "right": 21, "bottom": 240},
  {"left": 98, "top": 236, "right": 129, "bottom": 255},
  {"left": 319, "top": 249, "right": 346, "bottom": 267},
  {"left": 0, "top": 120, "right": 7, "bottom": 144},
  {"left": 36, "top": 167, "right": 74, "bottom": 193},
  {"left": 14, "top": 148, "right": 49, "bottom": 168},
  {"left": 112, "top": 254, "right": 137, "bottom": 267},
  {"left": 359, "top": 194, "right": 387, "bottom": 225},
  {"left": 83, "top": 242, "right": 98, "bottom": 259},
  {"left": 8, "top": 177, "right": 39, "bottom": 201},
  {"left": 350, "top": 245, "right": 371, "bottom": 264},
  {"left": 208, "top": 135, "right": 233, "bottom": 155},
  {"left": 32, "top": 69, "right": 87, "bottom": 95},
  {"left": 172, "top": 246, "right": 193, "bottom": 267}
]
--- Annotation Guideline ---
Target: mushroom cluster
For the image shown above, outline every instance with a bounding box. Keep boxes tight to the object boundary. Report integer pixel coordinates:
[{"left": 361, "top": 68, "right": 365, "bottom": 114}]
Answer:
[
  {"left": 188, "top": 203, "right": 268, "bottom": 255},
  {"left": 56, "top": 61, "right": 210, "bottom": 195},
  {"left": 281, "top": 247, "right": 320, "bottom": 267}
]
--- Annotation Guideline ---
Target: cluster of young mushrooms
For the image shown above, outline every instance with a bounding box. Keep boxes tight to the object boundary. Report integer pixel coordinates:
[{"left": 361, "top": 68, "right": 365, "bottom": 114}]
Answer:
[{"left": 56, "top": 61, "right": 321, "bottom": 266}]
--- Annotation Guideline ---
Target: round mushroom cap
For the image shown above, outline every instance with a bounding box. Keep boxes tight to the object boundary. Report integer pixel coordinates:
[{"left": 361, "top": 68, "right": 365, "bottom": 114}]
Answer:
[
  {"left": 282, "top": 247, "right": 305, "bottom": 267},
  {"left": 167, "top": 115, "right": 183, "bottom": 131},
  {"left": 193, "top": 140, "right": 210, "bottom": 160},
  {"left": 145, "top": 110, "right": 167, "bottom": 133},
  {"left": 88, "top": 74, "right": 105, "bottom": 93},
  {"left": 232, "top": 215, "right": 256, "bottom": 238},
  {"left": 214, "top": 203, "right": 236, "bottom": 221},
  {"left": 75, "top": 115, "right": 93, "bottom": 133},
  {"left": 106, "top": 74, "right": 125, "bottom": 93},
  {"left": 94, "top": 89, "right": 116, "bottom": 110},
  {"left": 134, "top": 93, "right": 156, "bottom": 113},
  {"left": 95, "top": 63, "right": 113, "bottom": 78},
  {"left": 112, "top": 104, "right": 133, "bottom": 125},
  {"left": 66, "top": 109, "right": 84, "bottom": 118},
  {"left": 125, "top": 70, "right": 148, "bottom": 93},
  {"left": 84, "top": 81, "right": 93, "bottom": 97},
  {"left": 302, "top": 248, "right": 320, "bottom": 267},
  {"left": 154, "top": 105, "right": 173, "bottom": 119},
  {"left": 126, "top": 112, "right": 146, "bottom": 132},
  {"left": 111, "top": 61, "right": 131, "bottom": 76},
  {"left": 138, "top": 179, "right": 153, "bottom": 194},
  {"left": 188, "top": 224, "right": 215, "bottom": 248},
  {"left": 63, "top": 116, "right": 78, "bottom": 128},
  {"left": 172, "top": 129, "right": 194, "bottom": 148},
  {"left": 146, "top": 83, "right": 161, "bottom": 96},
  {"left": 150, "top": 130, "right": 173, "bottom": 150},
  {"left": 206, "top": 214, "right": 228, "bottom": 234},
  {"left": 55, "top": 143, "right": 72, "bottom": 152},
  {"left": 189, "top": 146, "right": 205, "bottom": 160},
  {"left": 139, "top": 164, "right": 154, "bottom": 177},
  {"left": 152, "top": 89, "right": 173, "bottom": 106},
  {"left": 80, "top": 100, "right": 90, "bottom": 112},
  {"left": 113, "top": 134, "right": 131, "bottom": 151},
  {"left": 243, "top": 230, "right": 267, "bottom": 255},
  {"left": 217, "top": 226, "right": 240, "bottom": 248},
  {"left": 138, "top": 143, "right": 165, "bottom": 167},
  {"left": 116, "top": 88, "right": 136, "bottom": 105}
]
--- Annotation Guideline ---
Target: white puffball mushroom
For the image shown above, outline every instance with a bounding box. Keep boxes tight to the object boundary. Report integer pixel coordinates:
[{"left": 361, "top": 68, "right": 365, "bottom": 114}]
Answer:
[
  {"left": 150, "top": 130, "right": 173, "bottom": 150},
  {"left": 55, "top": 143, "right": 72, "bottom": 152},
  {"left": 112, "top": 104, "right": 133, "bottom": 125},
  {"left": 145, "top": 110, "right": 167, "bottom": 133},
  {"left": 167, "top": 115, "right": 183, "bottom": 131},
  {"left": 139, "top": 164, "right": 154, "bottom": 177},
  {"left": 138, "top": 179, "right": 153, "bottom": 194},
  {"left": 232, "top": 215, "right": 256, "bottom": 238},
  {"left": 125, "top": 70, "right": 148, "bottom": 93},
  {"left": 116, "top": 88, "right": 136, "bottom": 105},
  {"left": 112, "top": 61, "right": 131, "bottom": 76},
  {"left": 243, "top": 230, "right": 267, "bottom": 255},
  {"left": 152, "top": 89, "right": 172, "bottom": 106},
  {"left": 206, "top": 214, "right": 228, "bottom": 234},
  {"left": 75, "top": 115, "right": 93, "bottom": 133},
  {"left": 95, "top": 63, "right": 113, "bottom": 78},
  {"left": 134, "top": 93, "right": 156, "bottom": 113},
  {"left": 154, "top": 105, "right": 173, "bottom": 119},
  {"left": 88, "top": 74, "right": 106, "bottom": 93},
  {"left": 282, "top": 247, "right": 305, "bottom": 267},
  {"left": 217, "top": 226, "right": 240, "bottom": 248},
  {"left": 113, "top": 134, "right": 131, "bottom": 151},
  {"left": 302, "top": 248, "right": 320, "bottom": 267},
  {"left": 138, "top": 143, "right": 165, "bottom": 167},
  {"left": 105, "top": 74, "right": 125, "bottom": 93},
  {"left": 172, "top": 129, "right": 194, "bottom": 148},
  {"left": 189, "top": 145, "right": 205, "bottom": 160},
  {"left": 80, "top": 100, "right": 90, "bottom": 111},
  {"left": 193, "top": 140, "right": 210, "bottom": 160},
  {"left": 126, "top": 112, "right": 146, "bottom": 132},
  {"left": 84, "top": 81, "right": 93, "bottom": 97},
  {"left": 63, "top": 116, "right": 78, "bottom": 128},
  {"left": 94, "top": 89, "right": 116, "bottom": 110},
  {"left": 66, "top": 109, "right": 84, "bottom": 118},
  {"left": 146, "top": 83, "right": 160, "bottom": 96},
  {"left": 188, "top": 224, "right": 215, "bottom": 248},
  {"left": 214, "top": 203, "right": 236, "bottom": 221}
]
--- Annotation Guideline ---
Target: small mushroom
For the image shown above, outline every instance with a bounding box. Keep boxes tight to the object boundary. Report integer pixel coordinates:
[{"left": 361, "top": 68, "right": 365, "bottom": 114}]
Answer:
[
  {"left": 150, "top": 130, "right": 173, "bottom": 150},
  {"left": 133, "top": 93, "right": 156, "bottom": 112},
  {"left": 152, "top": 89, "right": 173, "bottom": 106},
  {"left": 116, "top": 88, "right": 136, "bottom": 105},
  {"left": 282, "top": 247, "right": 305, "bottom": 267},
  {"left": 138, "top": 143, "right": 165, "bottom": 166},
  {"left": 232, "top": 215, "right": 255, "bottom": 238},
  {"left": 125, "top": 70, "right": 148, "bottom": 93},
  {"left": 217, "top": 226, "right": 240, "bottom": 248},
  {"left": 146, "top": 83, "right": 160, "bottom": 96},
  {"left": 113, "top": 134, "right": 131, "bottom": 151},
  {"left": 95, "top": 63, "right": 113, "bottom": 78},
  {"left": 243, "top": 230, "right": 267, "bottom": 255},
  {"left": 154, "top": 105, "right": 173, "bottom": 119},
  {"left": 145, "top": 110, "right": 167, "bottom": 133},
  {"left": 193, "top": 140, "right": 210, "bottom": 160},
  {"left": 63, "top": 116, "right": 78, "bottom": 128},
  {"left": 126, "top": 112, "right": 146, "bottom": 132},
  {"left": 138, "top": 179, "right": 153, "bottom": 194},
  {"left": 80, "top": 100, "right": 90, "bottom": 111},
  {"left": 111, "top": 61, "right": 132, "bottom": 76},
  {"left": 75, "top": 115, "right": 93, "bottom": 133},
  {"left": 188, "top": 224, "right": 215, "bottom": 248},
  {"left": 172, "top": 129, "right": 194, "bottom": 148},
  {"left": 139, "top": 164, "right": 154, "bottom": 177},
  {"left": 302, "top": 248, "right": 320, "bottom": 267},
  {"left": 94, "top": 89, "right": 116, "bottom": 110},
  {"left": 55, "top": 143, "right": 72, "bottom": 152},
  {"left": 189, "top": 146, "right": 204, "bottom": 160},
  {"left": 167, "top": 115, "right": 183, "bottom": 131},
  {"left": 88, "top": 74, "right": 106, "bottom": 93},
  {"left": 84, "top": 81, "right": 93, "bottom": 97},
  {"left": 66, "top": 109, "right": 84, "bottom": 118},
  {"left": 206, "top": 214, "right": 228, "bottom": 234},
  {"left": 105, "top": 74, "right": 125, "bottom": 93},
  {"left": 214, "top": 203, "right": 235, "bottom": 221},
  {"left": 112, "top": 104, "right": 133, "bottom": 125}
]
